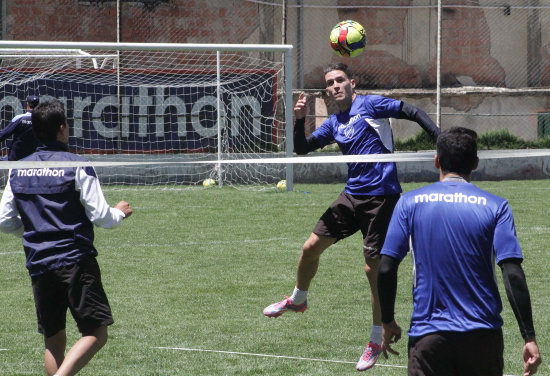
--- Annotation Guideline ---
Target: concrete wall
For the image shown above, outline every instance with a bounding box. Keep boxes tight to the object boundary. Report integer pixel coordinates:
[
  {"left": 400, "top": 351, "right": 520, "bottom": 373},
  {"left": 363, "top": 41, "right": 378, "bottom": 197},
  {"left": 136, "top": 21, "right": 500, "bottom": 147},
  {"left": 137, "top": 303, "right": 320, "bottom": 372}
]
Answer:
[
  {"left": 301, "top": 88, "right": 550, "bottom": 141},
  {"left": 293, "top": 152, "right": 550, "bottom": 183}
]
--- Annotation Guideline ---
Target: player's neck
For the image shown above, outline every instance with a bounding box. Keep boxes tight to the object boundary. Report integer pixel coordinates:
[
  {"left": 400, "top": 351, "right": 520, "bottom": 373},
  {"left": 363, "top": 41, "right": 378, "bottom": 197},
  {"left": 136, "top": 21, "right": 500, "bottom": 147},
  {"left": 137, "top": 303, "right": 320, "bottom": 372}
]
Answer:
[
  {"left": 440, "top": 172, "right": 471, "bottom": 183},
  {"left": 336, "top": 92, "right": 356, "bottom": 112}
]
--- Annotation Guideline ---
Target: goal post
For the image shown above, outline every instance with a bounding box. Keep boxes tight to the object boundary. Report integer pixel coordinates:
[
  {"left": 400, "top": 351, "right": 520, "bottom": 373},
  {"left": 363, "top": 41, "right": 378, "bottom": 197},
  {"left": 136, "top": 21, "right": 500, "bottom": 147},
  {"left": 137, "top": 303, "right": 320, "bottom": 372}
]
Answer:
[{"left": 0, "top": 41, "right": 294, "bottom": 190}]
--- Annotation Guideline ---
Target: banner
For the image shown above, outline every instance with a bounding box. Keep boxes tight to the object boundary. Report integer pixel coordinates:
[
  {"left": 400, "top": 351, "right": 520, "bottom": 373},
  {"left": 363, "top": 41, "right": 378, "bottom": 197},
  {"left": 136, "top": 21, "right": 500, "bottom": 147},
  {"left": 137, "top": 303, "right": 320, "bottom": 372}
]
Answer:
[{"left": 0, "top": 70, "right": 278, "bottom": 153}]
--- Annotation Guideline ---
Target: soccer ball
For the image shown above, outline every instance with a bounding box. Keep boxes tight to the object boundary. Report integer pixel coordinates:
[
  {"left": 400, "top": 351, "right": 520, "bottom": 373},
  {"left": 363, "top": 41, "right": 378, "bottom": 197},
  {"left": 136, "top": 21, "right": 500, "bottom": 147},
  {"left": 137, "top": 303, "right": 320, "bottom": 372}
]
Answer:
[
  {"left": 329, "top": 20, "right": 366, "bottom": 57},
  {"left": 276, "top": 179, "right": 287, "bottom": 191},
  {"left": 202, "top": 178, "right": 216, "bottom": 187}
]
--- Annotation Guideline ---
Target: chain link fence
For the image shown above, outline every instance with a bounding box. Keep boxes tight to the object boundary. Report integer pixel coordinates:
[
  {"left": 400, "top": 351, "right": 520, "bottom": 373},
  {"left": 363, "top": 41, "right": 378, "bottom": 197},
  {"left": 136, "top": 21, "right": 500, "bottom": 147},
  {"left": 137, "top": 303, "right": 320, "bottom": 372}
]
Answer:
[{"left": 2, "top": 0, "right": 550, "bottom": 142}]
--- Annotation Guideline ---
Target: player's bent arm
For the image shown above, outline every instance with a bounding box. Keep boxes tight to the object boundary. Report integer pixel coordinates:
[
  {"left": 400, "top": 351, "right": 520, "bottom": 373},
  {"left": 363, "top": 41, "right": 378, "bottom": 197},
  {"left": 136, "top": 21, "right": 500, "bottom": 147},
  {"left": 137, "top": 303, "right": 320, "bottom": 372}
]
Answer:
[
  {"left": 378, "top": 254, "right": 400, "bottom": 324},
  {"left": 294, "top": 118, "right": 321, "bottom": 155},
  {"left": 75, "top": 166, "right": 127, "bottom": 229},
  {"left": 499, "top": 258, "right": 536, "bottom": 340},
  {"left": 0, "top": 119, "right": 19, "bottom": 143},
  {"left": 399, "top": 102, "right": 441, "bottom": 143},
  {"left": 0, "top": 177, "right": 24, "bottom": 236}
]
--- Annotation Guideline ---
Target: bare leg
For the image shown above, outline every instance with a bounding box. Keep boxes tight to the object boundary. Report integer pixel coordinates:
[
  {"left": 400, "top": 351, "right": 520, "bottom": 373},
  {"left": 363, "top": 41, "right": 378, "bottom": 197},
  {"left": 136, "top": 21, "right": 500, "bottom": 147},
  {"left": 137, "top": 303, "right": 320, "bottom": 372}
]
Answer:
[
  {"left": 44, "top": 330, "right": 67, "bottom": 376},
  {"left": 53, "top": 326, "right": 108, "bottom": 376},
  {"left": 296, "top": 233, "right": 336, "bottom": 291},
  {"left": 364, "top": 257, "right": 381, "bottom": 326}
]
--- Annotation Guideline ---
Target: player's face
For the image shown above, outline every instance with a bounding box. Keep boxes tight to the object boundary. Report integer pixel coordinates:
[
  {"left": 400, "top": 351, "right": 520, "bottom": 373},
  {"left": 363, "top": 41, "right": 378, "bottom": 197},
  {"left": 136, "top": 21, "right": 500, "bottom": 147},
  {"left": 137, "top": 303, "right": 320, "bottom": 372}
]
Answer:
[{"left": 325, "top": 69, "right": 356, "bottom": 109}]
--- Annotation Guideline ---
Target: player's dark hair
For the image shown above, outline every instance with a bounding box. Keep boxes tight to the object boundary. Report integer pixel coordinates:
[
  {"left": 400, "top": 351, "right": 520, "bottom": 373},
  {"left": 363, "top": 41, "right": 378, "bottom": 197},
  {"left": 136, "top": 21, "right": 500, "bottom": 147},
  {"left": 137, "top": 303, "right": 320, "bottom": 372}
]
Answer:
[
  {"left": 436, "top": 127, "right": 478, "bottom": 176},
  {"left": 26, "top": 95, "right": 39, "bottom": 109},
  {"left": 32, "top": 99, "right": 67, "bottom": 142},
  {"left": 323, "top": 63, "right": 353, "bottom": 79}
]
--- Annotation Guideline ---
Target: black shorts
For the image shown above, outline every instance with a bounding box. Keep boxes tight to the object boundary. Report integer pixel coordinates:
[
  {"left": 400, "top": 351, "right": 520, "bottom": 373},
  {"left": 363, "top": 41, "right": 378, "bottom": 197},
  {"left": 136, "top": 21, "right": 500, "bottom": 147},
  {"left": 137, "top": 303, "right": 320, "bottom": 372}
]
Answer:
[
  {"left": 312, "top": 191, "right": 400, "bottom": 259},
  {"left": 407, "top": 329, "right": 504, "bottom": 376},
  {"left": 31, "top": 256, "right": 114, "bottom": 338}
]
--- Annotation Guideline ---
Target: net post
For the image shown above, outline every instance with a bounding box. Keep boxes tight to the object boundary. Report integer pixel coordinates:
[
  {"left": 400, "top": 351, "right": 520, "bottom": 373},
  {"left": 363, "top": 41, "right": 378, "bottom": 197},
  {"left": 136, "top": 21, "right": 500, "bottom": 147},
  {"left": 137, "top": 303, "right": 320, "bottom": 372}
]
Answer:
[
  {"left": 216, "top": 50, "right": 223, "bottom": 187},
  {"left": 284, "top": 46, "right": 294, "bottom": 191},
  {"left": 436, "top": 0, "right": 442, "bottom": 128}
]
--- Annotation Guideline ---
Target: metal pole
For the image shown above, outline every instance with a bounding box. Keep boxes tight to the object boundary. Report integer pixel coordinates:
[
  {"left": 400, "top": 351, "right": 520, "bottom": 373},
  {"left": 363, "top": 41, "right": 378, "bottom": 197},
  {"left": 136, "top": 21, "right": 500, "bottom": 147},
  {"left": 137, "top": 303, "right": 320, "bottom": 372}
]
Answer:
[
  {"left": 282, "top": 0, "right": 293, "bottom": 191},
  {"left": 2, "top": 0, "right": 6, "bottom": 40},
  {"left": 116, "top": 0, "right": 122, "bottom": 153},
  {"left": 436, "top": 0, "right": 442, "bottom": 128},
  {"left": 297, "top": 0, "right": 304, "bottom": 88},
  {"left": 216, "top": 50, "right": 223, "bottom": 187},
  {"left": 285, "top": 48, "right": 293, "bottom": 192}
]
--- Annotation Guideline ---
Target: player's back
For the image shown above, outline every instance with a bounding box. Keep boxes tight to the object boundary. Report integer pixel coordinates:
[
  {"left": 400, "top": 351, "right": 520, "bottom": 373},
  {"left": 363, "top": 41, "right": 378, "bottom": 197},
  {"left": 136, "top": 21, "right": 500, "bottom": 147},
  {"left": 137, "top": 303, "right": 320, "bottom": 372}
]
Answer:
[
  {"left": 396, "top": 180, "right": 522, "bottom": 337},
  {"left": 9, "top": 145, "right": 96, "bottom": 276},
  {"left": 7, "top": 112, "right": 38, "bottom": 160}
]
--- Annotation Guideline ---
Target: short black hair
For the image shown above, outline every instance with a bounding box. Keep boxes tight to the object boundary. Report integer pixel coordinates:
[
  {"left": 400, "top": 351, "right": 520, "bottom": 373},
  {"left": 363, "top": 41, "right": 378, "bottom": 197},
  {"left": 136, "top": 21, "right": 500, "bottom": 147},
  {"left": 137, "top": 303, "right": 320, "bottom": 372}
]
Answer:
[
  {"left": 26, "top": 95, "right": 39, "bottom": 109},
  {"left": 323, "top": 62, "right": 353, "bottom": 79},
  {"left": 436, "top": 127, "right": 478, "bottom": 176},
  {"left": 31, "top": 99, "right": 67, "bottom": 142}
]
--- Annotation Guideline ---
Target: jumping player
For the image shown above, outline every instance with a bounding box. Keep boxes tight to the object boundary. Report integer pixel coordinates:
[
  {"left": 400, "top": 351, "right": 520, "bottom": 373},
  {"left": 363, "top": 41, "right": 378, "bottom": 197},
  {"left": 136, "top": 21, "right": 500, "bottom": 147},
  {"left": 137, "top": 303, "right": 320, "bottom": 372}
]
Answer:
[
  {"left": 263, "top": 63, "right": 440, "bottom": 371},
  {"left": 378, "top": 127, "right": 541, "bottom": 375}
]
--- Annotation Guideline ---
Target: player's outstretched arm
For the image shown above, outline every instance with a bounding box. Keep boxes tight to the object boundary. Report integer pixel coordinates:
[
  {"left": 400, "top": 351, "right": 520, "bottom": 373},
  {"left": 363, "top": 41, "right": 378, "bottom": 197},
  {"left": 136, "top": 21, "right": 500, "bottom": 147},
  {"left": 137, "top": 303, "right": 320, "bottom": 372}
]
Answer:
[
  {"left": 399, "top": 102, "right": 440, "bottom": 143},
  {"left": 76, "top": 167, "right": 129, "bottom": 228},
  {"left": 0, "top": 119, "right": 19, "bottom": 142}
]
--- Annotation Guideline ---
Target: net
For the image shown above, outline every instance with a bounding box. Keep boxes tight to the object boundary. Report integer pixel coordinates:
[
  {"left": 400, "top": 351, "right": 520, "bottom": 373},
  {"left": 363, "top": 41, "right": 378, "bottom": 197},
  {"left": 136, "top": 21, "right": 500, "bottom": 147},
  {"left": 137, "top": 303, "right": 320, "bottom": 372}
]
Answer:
[{"left": 0, "top": 42, "right": 293, "bottom": 189}]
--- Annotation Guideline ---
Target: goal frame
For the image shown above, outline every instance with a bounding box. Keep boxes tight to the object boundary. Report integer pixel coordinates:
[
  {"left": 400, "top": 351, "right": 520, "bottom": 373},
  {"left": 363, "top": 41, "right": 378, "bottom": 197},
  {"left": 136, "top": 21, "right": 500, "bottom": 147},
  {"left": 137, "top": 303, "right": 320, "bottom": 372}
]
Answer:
[{"left": 0, "top": 40, "right": 294, "bottom": 190}]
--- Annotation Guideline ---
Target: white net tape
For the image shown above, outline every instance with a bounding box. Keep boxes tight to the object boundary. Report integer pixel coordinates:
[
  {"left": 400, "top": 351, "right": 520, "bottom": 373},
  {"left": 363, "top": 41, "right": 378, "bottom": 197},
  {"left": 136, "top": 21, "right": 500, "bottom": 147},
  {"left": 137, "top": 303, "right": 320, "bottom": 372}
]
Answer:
[{"left": 1, "top": 149, "right": 549, "bottom": 169}]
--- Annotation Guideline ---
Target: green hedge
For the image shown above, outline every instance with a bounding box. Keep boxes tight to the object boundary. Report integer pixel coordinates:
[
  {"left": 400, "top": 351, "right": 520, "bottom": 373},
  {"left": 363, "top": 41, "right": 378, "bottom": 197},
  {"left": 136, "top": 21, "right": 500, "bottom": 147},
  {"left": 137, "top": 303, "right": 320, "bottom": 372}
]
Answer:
[
  {"left": 395, "top": 129, "right": 550, "bottom": 151},
  {"left": 317, "top": 129, "right": 550, "bottom": 153}
]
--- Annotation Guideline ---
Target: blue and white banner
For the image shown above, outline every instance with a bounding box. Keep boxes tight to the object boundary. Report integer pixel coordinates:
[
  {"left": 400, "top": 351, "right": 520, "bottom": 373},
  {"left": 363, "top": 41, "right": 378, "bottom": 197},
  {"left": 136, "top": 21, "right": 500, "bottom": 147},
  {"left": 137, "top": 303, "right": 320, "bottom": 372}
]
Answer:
[{"left": 0, "top": 70, "right": 278, "bottom": 153}]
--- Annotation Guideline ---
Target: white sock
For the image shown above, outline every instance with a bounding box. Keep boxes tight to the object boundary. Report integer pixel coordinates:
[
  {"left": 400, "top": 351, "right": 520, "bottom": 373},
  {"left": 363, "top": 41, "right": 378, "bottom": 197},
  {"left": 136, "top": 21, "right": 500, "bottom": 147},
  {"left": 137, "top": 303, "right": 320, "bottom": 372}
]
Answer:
[
  {"left": 370, "top": 325, "right": 383, "bottom": 345},
  {"left": 289, "top": 286, "right": 308, "bottom": 304}
]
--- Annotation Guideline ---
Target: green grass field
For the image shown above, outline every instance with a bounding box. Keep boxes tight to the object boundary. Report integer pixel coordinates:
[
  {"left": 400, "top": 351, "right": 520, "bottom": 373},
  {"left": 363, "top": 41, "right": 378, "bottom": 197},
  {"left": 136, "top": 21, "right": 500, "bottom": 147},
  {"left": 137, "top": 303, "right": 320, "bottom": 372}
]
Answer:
[{"left": 1, "top": 181, "right": 548, "bottom": 375}]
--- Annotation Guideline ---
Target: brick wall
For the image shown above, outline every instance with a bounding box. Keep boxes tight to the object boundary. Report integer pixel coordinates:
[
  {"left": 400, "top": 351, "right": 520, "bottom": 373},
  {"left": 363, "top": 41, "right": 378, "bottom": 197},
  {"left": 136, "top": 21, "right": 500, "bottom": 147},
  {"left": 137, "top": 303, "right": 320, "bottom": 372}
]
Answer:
[{"left": 3, "top": 0, "right": 549, "bottom": 89}]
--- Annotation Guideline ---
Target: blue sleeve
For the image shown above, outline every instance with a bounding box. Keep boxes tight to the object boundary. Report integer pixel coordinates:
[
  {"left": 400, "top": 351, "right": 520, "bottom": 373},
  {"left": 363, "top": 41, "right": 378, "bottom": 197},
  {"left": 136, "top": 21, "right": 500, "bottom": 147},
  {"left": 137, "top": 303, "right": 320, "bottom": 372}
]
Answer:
[
  {"left": 0, "top": 119, "right": 19, "bottom": 142},
  {"left": 381, "top": 197, "right": 410, "bottom": 261},
  {"left": 368, "top": 95, "right": 402, "bottom": 118},
  {"left": 311, "top": 117, "right": 335, "bottom": 148},
  {"left": 493, "top": 201, "right": 523, "bottom": 263}
]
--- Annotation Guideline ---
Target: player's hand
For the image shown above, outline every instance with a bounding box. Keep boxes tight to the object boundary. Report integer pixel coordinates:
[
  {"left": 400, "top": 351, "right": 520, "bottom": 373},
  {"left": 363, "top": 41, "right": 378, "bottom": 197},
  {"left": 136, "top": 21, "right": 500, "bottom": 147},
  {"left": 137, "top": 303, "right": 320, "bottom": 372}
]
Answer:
[
  {"left": 115, "top": 200, "right": 133, "bottom": 218},
  {"left": 523, "top": 339, "right": 541, "bottom": 375},
  {"left": 381, "top": 320, "right": 401, "bottom": 358},
  {"left": 293, "top": 92, "right": 307, "bottom": 120}
]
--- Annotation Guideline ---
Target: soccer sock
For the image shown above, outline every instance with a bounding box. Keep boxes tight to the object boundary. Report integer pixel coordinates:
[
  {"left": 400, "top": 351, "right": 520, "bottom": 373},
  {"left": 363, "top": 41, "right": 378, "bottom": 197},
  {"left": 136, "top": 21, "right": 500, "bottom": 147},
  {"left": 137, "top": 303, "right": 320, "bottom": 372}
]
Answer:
[
  {"left": 370, "top": 325, "right": 383, "bottom": 345},
  {"left": 289, "top": 286, "right": 308, "bottom": 304}
]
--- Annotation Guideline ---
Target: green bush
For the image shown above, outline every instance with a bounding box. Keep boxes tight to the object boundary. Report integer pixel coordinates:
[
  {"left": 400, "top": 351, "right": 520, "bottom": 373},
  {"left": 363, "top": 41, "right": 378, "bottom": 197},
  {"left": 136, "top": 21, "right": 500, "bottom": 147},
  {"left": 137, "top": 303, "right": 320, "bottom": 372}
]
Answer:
[
  {"left": 395, "top": 129, "right": 550, "bottom": 151},
  {"left": 394, "top": 131, "right": 436, "bottom": 151},
  {"left": 316, "top": 129, "right": 550, "bottom": 153}
]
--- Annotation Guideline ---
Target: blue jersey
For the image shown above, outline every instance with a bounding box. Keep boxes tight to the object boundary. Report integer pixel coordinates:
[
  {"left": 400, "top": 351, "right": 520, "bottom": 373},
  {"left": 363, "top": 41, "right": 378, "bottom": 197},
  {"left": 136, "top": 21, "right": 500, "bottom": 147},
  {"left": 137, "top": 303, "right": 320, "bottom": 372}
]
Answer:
[
  {"left": 381, "top": 180, "right": 523, "bottom": 338},
  {"left": 0, "top": 111, "right": 38, "bottom": 160},
  {"left": 312, "top": 95, "right": 402, "bottom": 195}
]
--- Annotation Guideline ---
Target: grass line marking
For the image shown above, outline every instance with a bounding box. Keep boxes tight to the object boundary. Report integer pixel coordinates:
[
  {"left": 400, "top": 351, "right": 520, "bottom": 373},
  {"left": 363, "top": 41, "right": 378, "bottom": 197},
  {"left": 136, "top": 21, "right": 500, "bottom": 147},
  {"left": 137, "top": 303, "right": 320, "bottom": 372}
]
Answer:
[
  {"left": 154, "top": 346, "right": 404, "bottom": 369},
  {"left": 0, "top": 252, "right": 20, "bottom": 256},
  {"left": 154, "top": 346, "right": 519, "bottom": 375}
]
